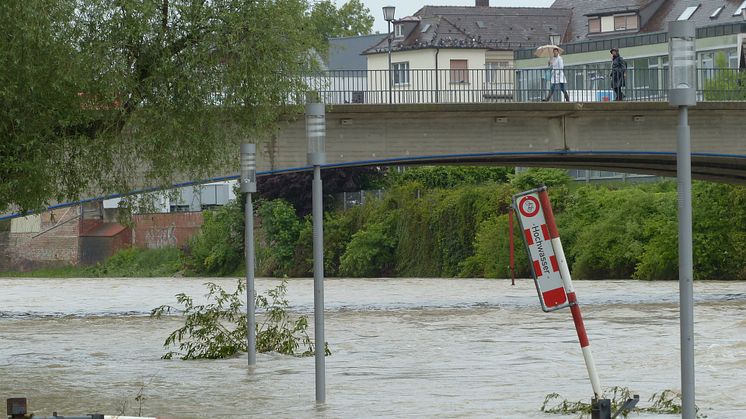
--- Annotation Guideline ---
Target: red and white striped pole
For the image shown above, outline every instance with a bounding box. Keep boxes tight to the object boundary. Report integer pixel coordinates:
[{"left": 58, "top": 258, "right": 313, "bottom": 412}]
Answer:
[
  {"left": 537, "top": 189, "right": 603, "bottom": 399},
  {"left": 509, "top": 207, "right": 515, "bottom": 286}
]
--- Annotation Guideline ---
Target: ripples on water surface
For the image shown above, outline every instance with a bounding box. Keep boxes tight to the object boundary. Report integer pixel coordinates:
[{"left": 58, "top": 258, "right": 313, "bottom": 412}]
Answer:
[{"left": 1, "top": 278, "right": 745, "bottom": 418}]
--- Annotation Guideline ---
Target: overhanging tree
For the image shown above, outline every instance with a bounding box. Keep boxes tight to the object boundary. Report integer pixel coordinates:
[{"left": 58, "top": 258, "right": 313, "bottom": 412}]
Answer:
[{"left": 0, "top": 0, "right": 373, "bottom": 214}]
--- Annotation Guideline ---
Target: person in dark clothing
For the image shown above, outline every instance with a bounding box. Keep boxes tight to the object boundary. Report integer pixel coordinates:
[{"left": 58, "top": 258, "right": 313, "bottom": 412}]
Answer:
[{"left": 610, "top": 48, "right": 627, "bottom": 101}]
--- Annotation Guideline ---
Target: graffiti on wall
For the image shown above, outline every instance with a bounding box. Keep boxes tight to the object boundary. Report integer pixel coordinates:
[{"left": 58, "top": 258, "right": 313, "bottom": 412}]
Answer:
[{"left": 144, "top": 224, "right": 177, "bottom": 249}]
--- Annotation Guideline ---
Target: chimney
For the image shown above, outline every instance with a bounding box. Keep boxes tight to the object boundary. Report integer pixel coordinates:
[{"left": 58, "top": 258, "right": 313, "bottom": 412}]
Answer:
[{"left": 476, "top": 0, "right": 489, "bottom": 6}]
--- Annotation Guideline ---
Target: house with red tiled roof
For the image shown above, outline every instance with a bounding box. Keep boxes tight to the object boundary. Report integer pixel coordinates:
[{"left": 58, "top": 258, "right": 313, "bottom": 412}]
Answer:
[{"left": 362, "top": 1, "right": 572, "bottom": 102}]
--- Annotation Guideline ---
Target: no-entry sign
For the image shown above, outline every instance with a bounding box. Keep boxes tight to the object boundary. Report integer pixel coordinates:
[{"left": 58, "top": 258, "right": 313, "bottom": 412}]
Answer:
[{"left": 513, "top": 189, "right": 569, "bottom": 312}]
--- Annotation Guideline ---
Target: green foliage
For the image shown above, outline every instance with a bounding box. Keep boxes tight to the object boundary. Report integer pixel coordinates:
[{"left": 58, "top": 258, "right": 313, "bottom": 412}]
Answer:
[
  {"left": 1, "top": 0, "right": 372, "bottom": 214},
  {"left": 703, "top": 52, "right": 746, "bottom": 101},
  {"left": 511, "top": 168, "right": 571, "bottom": 191},
  {"left": 255, "top": 280, "right": 329, "bottom": 356},
  {"left": 151, "top": 279, "right": 328, "bottom": 359},
  {"left": 183, "top": 199, "right": 244, "bottom": 276},
  {"left": 1, "top": 246, "right": 182, "bottom": 278},
  {"left": 541, "top": 387, "right": 706, "bottom": 418},
  {"left": 89, "top": 247, "right": 182, "bottom": 277},
  {"left": 559, "top": 185, "right": 670, "bottom": 279},
  {"left": 256, "top": 199, "right": 304, "bottom": 277},
  {"left": 690, "top": 181, "right": 746, "bottom": 280},
  {"left": 460, "top": 212, "right": 531, "bottom": 278},
  {"left": 310, "top": 0, "right": 374, "bottom": 41},
  {"left": 322, "top": 209, "right": 359, "bottom": 276},
  {"left": 389, "top": 182, "right": 514, "bottom": 277},
  {"left": 339, "top": 218, "right": 397, "bottom": 277},
  {"left": 387, "top": 166, "right": 511, "bottom": 189}
]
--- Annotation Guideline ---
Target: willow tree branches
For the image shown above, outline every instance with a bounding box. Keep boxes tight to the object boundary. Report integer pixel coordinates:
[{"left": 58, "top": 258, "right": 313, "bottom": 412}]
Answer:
[{"left": 1, "top": 0, "right": 372, "bottom": 213}]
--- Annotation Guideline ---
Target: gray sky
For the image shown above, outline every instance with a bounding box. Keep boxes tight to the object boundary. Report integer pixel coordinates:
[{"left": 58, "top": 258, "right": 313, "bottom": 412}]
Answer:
[{"left": 344, "top": 0, "right": 556, "bottom": 34}]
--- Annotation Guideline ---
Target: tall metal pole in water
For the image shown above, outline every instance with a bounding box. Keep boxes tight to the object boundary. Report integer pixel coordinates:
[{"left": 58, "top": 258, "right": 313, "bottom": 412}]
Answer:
[
  {"left": 668, "top": 20, "right": 697, "bottom": 419},
  {"left": 240, "top": 143, "right": 257, "bottom": 366},
  {"left": 306, "top": 102, "right": 327, "bottom": 403},
  {"left": 509, "top": 207, "right": 515, "bottom": 286}
]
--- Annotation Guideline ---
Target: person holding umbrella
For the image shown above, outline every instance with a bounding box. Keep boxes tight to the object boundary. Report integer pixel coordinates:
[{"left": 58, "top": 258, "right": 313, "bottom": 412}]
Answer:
[
  {"left": 610, "top": 47, "right": 627, "bottom": 101},
  {"left": 542, "top": 48, "right": 570, "bottom": 102}
]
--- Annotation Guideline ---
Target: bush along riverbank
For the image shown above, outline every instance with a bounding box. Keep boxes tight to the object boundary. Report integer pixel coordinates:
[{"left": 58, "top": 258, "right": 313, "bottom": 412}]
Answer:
[
  {"left": 8, "top": 167, "right": 746, "bottom": 280},
  {"left": 181, "top": 167, "right": 746, "bottom": 280}
]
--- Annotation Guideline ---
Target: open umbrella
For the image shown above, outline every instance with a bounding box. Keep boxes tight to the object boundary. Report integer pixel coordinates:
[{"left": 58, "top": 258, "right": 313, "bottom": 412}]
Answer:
[{"left": 534, "top": 44, "right": 564, "bottom": 58}]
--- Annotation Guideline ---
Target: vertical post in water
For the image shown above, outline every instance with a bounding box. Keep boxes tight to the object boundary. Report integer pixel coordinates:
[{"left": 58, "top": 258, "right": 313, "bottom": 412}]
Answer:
[
  {"left": 306, "top": 102, "right": 327, "bottom": 403},
  {"left": 245, "top": 192, "right": 256, "bottom": 365},
  {"left": 240, "top": 143, "right": 257, "bottom": 366},
  {"left": 669, "top": 20, "right": 697, "bottom": 418},
  {"left": 312, "top": 164, "right": 325, "bottom": 402},
  {"left": 509, "top": 207, "right": 515, "bottom": 286},
  {"left": 677, "top": 105, "right": 695, "bottom": 418},
  {"left": 539, "top": 189, "right": 603, "bottom": 399}
]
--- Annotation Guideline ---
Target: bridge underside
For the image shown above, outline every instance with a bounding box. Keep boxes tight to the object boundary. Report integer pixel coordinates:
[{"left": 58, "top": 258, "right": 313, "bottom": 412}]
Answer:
[
  {"left": 265, "top": 102, "right": 746, "bottom": 184},
  {"left": 311, "top": 152, "right": 746, "bottom": 185}
]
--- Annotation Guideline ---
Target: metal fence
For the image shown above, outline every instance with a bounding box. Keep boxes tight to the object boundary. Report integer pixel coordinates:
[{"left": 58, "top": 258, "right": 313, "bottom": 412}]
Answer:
[{"left": 304, "top": 68, "right": 746, "bottom": 105}]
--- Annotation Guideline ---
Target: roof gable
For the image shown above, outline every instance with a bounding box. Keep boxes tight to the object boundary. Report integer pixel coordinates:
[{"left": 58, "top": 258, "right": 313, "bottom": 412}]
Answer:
[{"left": 365, "top": 6, "right": 572, "bottom": 54}]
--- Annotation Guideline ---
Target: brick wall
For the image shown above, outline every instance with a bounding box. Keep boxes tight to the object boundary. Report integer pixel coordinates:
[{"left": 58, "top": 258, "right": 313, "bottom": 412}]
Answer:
[
  {"left": 0, "top": 232, "right": 10, "bottom": 271},
  {"left": 132, "top": 212, "right": 204, "bottom": 249},
  {"left": 0, "top": 209, "right": 206, "bottom": 271},
  {"left": 4, "top": 208, "right": 81, "bottom": 271}
]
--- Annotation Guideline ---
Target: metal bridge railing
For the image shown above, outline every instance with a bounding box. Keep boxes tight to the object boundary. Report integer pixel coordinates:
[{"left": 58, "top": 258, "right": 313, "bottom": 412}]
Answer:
[{"left": 302, "top": 68, "right": 746, "bottom": 105}]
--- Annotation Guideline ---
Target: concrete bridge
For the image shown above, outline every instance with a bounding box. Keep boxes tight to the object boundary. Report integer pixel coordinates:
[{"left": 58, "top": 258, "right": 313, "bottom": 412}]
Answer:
[{"left": 260, "top": 101, "right": 746, "bottom": 184}]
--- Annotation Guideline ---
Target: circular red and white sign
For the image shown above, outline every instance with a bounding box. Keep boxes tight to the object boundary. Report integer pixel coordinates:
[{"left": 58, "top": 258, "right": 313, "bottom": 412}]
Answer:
[{"left": 519, "top": 196, "right": 540, "bottom": 217}]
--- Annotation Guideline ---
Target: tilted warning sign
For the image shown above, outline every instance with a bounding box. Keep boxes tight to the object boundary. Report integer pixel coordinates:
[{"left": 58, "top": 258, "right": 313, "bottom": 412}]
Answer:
[{"left": 513, "top": 190, "right": 569, "bottom": 312}]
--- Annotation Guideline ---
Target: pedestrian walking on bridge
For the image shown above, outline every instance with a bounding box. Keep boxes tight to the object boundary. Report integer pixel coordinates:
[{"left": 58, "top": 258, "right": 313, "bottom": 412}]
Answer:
[
  {"left": 610, "top": 48, "right": 627, "bottom": 101},
  {"left": 542, "top": 48, "right": 570, "bottom": 102}
]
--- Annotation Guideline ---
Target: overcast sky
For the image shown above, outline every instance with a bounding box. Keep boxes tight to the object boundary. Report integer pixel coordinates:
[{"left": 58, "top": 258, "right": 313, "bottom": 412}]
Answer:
[{"left": 347, "top": 0, "right": 556, "bottom": 34}]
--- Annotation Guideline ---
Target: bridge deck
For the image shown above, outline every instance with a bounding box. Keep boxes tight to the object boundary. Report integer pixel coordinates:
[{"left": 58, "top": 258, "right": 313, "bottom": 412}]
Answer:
[{"left": 264, "top": 101, "right": 746, "bottom": 184}]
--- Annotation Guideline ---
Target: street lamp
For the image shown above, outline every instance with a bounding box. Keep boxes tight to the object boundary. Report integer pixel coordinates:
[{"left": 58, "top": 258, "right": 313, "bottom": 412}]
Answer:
[
  {"left": 240, "top": 143, "right": 257, "bottom": 366},
  {"left": 306, "top": 102, "right": 326, "bottom": 403},
  {"left": 668, "top": 19, "right": 696, "bottom": 419},
  {"left": 383, "top": 6, "right": 396, "bottom": 104}
]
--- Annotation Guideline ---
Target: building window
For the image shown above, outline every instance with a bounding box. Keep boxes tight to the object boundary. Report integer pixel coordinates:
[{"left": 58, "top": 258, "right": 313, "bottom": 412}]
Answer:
[
  {"left": 170, "top": 205, "right": 190, "bottom": 213},
  {"left": 395, "top": 24, "right": 403, "bottom": 38},
  {"left": 614, "top": 14, "right": 638, "bottom": 31},
  {"left": 589, "top": 17, "right": 601, "bottom": 33},
  {"left": 678, "top": 5, "right": 699, "bottom": 21},
  {"left": 392, "top": 62, "right": 409, "bottom": 85},
  {"left": 733, "top": 0, "right": 746, "bottom": 16},
  {"left": 710, "top": 6, "right": 724, "bottom": 18},
  {"left": 485, "top": 61, "right": 511, "bottom": 84},
  {"left": 450, "top": 59, "right": 469, "bottom": 83}
]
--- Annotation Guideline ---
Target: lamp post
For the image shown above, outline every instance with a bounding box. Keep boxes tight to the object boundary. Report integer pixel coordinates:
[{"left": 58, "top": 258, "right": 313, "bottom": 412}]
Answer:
[
  {"left": 668, "top": 20, "right": 696, "bottom": 419},
  {"left": 306, "top": 102, "right": 326, "bottom": 403},
  {"left": 383, "top": 6, "right": 395, "bottom": 104},
  {"left": 240, "top": 143, "right": 257, "bottom": 366}
]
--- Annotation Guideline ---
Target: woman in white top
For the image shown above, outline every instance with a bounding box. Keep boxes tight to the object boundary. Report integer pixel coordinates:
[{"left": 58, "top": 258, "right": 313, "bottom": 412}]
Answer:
[{"left": 542, "top": 48, "right": 570, "bottom": 102}]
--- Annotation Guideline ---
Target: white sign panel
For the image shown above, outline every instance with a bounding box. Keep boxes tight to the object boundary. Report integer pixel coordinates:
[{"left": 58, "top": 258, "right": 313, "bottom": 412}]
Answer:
[{"left": 514, "top": 191, "right": 569, "bottom": 312}]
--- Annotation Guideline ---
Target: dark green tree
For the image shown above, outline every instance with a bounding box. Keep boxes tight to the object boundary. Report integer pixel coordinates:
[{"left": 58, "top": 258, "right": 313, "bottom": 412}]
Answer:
[
  {"left": 1, "top": 0, "right": 372, "bottom": 215},
  {"left": 309, "top": 0, "right": 374, "bottom": 40}
]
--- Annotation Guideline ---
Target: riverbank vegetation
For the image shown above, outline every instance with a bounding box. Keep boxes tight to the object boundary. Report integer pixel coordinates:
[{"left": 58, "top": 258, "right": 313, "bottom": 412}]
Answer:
[
  {"left": 6, "top": 166, "right": 746, "bottom": 281},
  {"left": 184, "top": 166, "right": 746, "bottom": 281},
  {"left": 1, "top": 247, "right": 182, "bottom": 278}
]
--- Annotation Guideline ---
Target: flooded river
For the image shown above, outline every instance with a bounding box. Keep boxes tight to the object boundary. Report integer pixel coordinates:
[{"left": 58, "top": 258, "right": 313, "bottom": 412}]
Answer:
[{"left": 1, "top": 278, "right": 745, "bottom": 418}]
